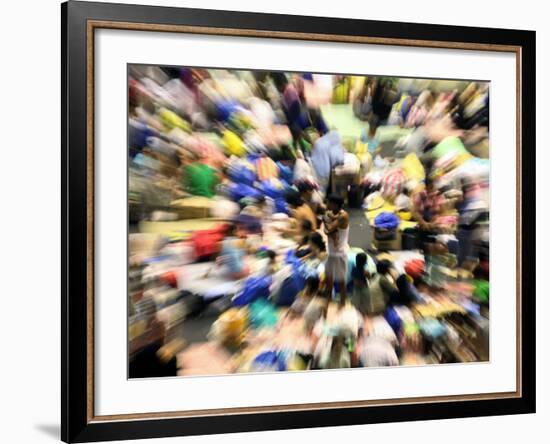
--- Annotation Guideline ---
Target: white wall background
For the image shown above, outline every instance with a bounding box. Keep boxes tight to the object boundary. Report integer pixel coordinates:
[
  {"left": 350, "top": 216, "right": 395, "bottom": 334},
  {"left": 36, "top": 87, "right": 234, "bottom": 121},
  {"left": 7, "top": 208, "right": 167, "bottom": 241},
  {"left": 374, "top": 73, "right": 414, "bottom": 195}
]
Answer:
[{"left": 0, "top": 0, "right": 546, "bottom": 443}]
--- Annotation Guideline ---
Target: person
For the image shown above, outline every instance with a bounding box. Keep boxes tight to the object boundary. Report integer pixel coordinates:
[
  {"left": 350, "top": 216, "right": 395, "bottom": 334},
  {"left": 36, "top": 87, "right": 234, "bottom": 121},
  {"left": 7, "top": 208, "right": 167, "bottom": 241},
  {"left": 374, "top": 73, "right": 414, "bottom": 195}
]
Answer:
[
  {"left": 272, "top": 74, "right": 314, "bottom": 148},
  {"left": 288, "top": 275, "right": 321, "bottom": 318},
  {"left": 181, "top": 161, "right": 219, "bottom": 197},
  {"left": 300, "top": 231, "right": 327, "bottom": 267},
  {"left": 367, "top": 259, "right": 398, "bottom": 315},
  {"left": 364, "top": 114, "right": 381, "bottom": 155},
  {"left": 301, "top": 275, "right": 321, "bottom": 299},
  {"left": 406, "top": 89, "right": 434, "bottom": 128},
  {"left": 412, "top": 176, "right": 443, "bottom": 250},
  {"left": 315, "top": 331, "right": 351, "bottom": 370},
  {"left": 370, "top": 77, "right": 398, "bottom": 124},
  {"left": 359, "top": 335, "right": 399, "bottom": 367},
  {"left": 455, "top": 177, "right": 489, "bottom": 267},
  {"left": 310, "top": 131, "right": 345, "bottom": 195},
  {"left": 206, "top": 224, "right": 249, "bottom": 280},
  {"left": 296, "top": 180, "right": 325, "bottom": 225},
  {"left": 302, "top": 287, "right": 326, "bottom": 333},
  {"left": 352, "top": 77, "right": 374, "bottom": 121},
  {"left": 388, "top": 264, "right": 422, "bottom": 306},
  {"left": 323, "top": 195, "right": 350, "bottom": 308},
  {"left": 265, "top": 249, "right": 279, "bottom": 275},
  {"left": 279, "top": 189, "right": 317, "bottom": 238},
  {"left": 423, "top": 239, "right": 456, "bottom": 289},
  {"left": 351, "top": 253, "right": 370, "bottom": 315},
  {"left": 472, "top": 263, "right": 489, "bottom": 305}
]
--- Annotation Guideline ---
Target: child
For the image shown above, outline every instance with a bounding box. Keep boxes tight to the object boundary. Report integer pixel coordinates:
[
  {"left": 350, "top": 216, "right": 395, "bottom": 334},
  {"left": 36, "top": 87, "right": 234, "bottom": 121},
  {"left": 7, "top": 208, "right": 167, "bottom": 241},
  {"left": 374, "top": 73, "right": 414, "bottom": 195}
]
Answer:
[
  {"left": 367, "top": 260, "right": 398, "bottom": 315},
  {"left": 296, "top": 180, "right": 325, "bottom": 227},
  {"left": 289, "top": 276, "right": 320, "bottom": 318},
  {"left": 302, "top": 277, "right": 327, "bottom": 333},
  {"left": 351, "top": 253, "right": 370, "bottom": 316},
  {"left": 276, "top": 190, "right": 317, "bottom": 238},
  {"left": 205, "top": 224, "right": 249, "bottom": 280},
  {"left": 265, "top": 249, "right": 279, "bottom": 275},
  {"left": 365, "top": 115, "right": 381, "bottom": 155},
  {"left": 299, "top": 232, "right": 327, "bottom": 266}
]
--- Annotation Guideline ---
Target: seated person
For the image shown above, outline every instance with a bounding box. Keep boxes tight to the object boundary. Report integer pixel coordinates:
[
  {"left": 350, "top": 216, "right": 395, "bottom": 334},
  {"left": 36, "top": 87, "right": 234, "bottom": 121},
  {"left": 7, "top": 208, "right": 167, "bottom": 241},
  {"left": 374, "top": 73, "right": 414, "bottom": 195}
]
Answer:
[
  {"left": 278, "top": 189, "right": 318, "bottom": 238},
  {"left": 299, "top": 232, "right": 327, "bottom": 267},
  {"left": 387, "top": 265, "right": 422, "bottom": 306},
  {"left": 289, "top": 275, "right": 321, "bottom": 318},
  {"left": 359, "top": 335, "right": 399, "bottom": 368},
  {"left": 315, "top": 332, "right": 351, "bottom": 370},
  {"left": 433, "top": 188, "right": 461, "bottom": 233},
  {"left": 364, "top": 114, "right": 382, "bottom": 156},
  {"left": 303, "top": 290, "right": 326, "bottom": 333},
  {"left": 206, "top": 224, "right": 249, "bottom": 280},
  {"left": 367, "top": 260, "right": 399, "bottom": 315},
  {"left": 296, "top": 180, "right": 325, "bottom": 226},
  {"left": 412, "top": 176, "right": 444, "bottom": 245},
  {"left": 264, "top": 249, "right": 280, "bottom": 275}
]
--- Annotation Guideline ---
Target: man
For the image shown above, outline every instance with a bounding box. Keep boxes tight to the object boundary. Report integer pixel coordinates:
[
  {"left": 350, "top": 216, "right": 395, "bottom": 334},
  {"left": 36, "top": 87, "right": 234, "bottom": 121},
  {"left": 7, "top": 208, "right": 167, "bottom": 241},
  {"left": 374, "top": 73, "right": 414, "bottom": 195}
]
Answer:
[
  {"left": 411, "top": 176, "right": 443, "bottom": 249},
  {"left": 323, "top": 195, "right": 350, "bottom": 308},
  {"left": 310, "top": 131, "right": 345, "bottom": 196},
  {"left": 296, "top": 180, "right": 325, "bottom": 227},
  {"left": 277, "top": 189, "right": 317, "bottom": 239}
]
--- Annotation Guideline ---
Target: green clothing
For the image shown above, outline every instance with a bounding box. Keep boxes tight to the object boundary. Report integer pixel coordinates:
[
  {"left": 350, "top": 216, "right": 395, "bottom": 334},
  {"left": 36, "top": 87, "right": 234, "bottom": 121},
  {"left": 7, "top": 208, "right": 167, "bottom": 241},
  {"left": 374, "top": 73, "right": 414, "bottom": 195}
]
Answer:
[
  {"left": 351, "top": 285, "right": 370, "bottom": 316},
  {"left": 473, "top": 279, "right": 489, "bottom": 303},
  {"left": 366, "top": 274, "right": 393, "bottom": 315},
  {"left": 432, "top": 136, "right": 469, "bottom": 160},
  {"left": 182, "top": 163, "right": 218, "bottom": 198}
]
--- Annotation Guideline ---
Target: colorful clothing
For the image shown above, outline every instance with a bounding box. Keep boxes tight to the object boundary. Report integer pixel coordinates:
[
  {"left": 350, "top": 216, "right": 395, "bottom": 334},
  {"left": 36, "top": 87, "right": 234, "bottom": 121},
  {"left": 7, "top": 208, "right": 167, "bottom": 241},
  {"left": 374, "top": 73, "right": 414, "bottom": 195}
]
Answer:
[
  {"left": 413, "top": 189, "right": 443, "bottom": 222},
  {"left": 220, "top": 237, "right": 246, "bottom": 275},
  {"left": 256, "top": 157, "right": 279, "bottom": 181},
  {"left": 311, "top": 131, "right": 345, "bottom": 184},
  {"left": 473, "top": 279, "right": 489, "bottom": 303},
  {"left": 381, "top": 168, "right": 406, "bottom": 199},
  {"left": 291, "top": 204, "right": 318, "bottom": 230},
  {"left": 367, "top": 274, "right": 393, "bottom": 315},
  {"left": 182, "top": 162, "right": 218, "bottom": 198},
  {"left": 222, "top": 129, "right": 247, "bottom": 157}
]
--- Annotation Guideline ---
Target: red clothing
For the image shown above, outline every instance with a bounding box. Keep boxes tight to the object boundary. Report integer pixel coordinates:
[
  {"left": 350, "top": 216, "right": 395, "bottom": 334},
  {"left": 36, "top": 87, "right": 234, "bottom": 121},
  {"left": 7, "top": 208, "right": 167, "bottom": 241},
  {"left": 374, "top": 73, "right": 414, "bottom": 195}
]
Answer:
[{"left": 413, "top": 189, "right": 443, "bottom": 222}]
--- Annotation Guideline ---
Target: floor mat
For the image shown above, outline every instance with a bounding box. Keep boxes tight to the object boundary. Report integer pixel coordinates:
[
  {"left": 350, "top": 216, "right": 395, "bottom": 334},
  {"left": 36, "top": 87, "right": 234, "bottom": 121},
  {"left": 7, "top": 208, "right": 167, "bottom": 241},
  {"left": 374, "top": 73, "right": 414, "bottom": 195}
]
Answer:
[{"left": 347, "top": 207, "right": 372, "bottom": 252}]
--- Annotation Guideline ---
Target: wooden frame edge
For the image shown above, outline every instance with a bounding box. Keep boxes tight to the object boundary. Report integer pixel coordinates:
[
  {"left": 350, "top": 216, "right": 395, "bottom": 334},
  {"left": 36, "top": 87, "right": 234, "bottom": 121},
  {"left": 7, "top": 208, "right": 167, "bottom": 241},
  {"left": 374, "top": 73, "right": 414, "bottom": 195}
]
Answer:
[
  {"left": 90, "top": 391, "right": 519, "bottom": 422},
  {"left": 89, "top": 19, "right": 521, "bottom": 52},
  {"left": 84, "top": 17, "right": 525, "bottom": 425}
]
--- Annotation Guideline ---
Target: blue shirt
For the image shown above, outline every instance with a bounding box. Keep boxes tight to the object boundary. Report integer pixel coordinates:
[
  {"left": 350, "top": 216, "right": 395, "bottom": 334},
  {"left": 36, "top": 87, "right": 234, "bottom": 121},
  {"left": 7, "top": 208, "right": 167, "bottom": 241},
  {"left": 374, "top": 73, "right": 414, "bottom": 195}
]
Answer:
[
  {"left": 221, "top": 237, "right": 245, "bottom": 274},
  {"left": 310, "top": 131, "right": 344, "bottom": 181},
  {"left": 366, "top": 137, "right": 380, "bottom": 153}
]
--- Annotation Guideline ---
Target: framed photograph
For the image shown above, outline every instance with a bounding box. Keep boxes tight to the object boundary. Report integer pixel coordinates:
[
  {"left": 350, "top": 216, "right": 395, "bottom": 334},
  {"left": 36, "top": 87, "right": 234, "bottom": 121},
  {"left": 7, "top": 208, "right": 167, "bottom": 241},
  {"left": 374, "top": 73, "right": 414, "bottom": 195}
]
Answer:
[{"left": 62, "top": 1, "right": 536, "bottom": 442}]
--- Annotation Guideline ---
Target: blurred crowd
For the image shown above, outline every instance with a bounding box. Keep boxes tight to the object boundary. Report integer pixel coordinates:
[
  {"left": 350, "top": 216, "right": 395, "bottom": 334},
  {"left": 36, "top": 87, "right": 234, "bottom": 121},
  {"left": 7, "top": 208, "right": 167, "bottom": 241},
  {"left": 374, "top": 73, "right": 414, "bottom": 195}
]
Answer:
[{"left": 127, "top": 65, "right": 490, "bottom": 378}]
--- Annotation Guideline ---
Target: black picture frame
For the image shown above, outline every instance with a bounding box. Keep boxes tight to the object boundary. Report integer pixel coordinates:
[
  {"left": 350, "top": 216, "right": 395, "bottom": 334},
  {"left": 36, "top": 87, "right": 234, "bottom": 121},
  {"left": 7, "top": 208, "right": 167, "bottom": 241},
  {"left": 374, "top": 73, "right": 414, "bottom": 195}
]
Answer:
[{"left": 62, "top": 1, "right": 536, "bottom": 442}]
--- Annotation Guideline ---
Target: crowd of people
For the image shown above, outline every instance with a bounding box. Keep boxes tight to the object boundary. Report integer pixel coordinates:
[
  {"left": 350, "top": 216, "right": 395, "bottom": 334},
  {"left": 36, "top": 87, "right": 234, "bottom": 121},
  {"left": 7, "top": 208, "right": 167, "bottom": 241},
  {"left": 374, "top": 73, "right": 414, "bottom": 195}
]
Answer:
[{"left": 127, "top": 65, "right": 490, "bottom": 378}]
